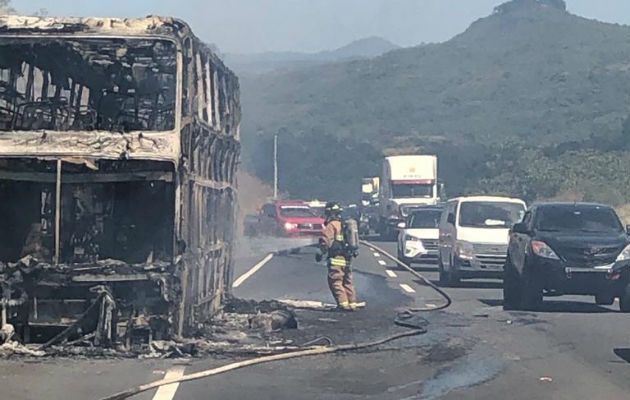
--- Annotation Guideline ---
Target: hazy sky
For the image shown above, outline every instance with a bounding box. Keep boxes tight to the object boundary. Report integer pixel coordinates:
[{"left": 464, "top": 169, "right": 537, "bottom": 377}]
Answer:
[{"left": 14, "top": 0, "right": 630, "bottom": 53}]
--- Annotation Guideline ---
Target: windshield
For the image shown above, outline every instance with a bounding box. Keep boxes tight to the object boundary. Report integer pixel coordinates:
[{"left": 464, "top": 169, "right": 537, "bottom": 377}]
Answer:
[
  {"left": 0, "top": 38, "right": 176, "bottom": 132},
  {"left": 279, "top": 206, "right": 316, "bottom": 217},
  {"left": 408, "top": 210, "right": 441, "bottom": 228},
  {"left": 459, "top": 201, "right": 525, "bottom": 228},
  {"left": 536, "top": 206, "right": 623, "bottom": 233},
  {"left": 309, "top": 206, "right": 326, "bottom": 217},
  {"left": 391, "top": 183, "right": 433, "bottom": 198}
]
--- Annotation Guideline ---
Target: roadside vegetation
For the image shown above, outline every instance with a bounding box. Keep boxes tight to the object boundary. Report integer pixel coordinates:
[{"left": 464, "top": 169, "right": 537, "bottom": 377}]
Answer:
[{"left": 240, "top": 0, "right": 629, "bottom": 208}]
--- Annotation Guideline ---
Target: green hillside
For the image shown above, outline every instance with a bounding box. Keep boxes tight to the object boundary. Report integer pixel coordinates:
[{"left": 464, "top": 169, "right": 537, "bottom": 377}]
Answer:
[{"left": 240, "top": 0, "right": 630, "bottom": 204}]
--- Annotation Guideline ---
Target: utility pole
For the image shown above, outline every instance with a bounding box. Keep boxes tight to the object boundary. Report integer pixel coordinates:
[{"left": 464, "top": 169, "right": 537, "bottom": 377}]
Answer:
[{"left": 273, "top": 132, "right": 278, "bottom": 199}]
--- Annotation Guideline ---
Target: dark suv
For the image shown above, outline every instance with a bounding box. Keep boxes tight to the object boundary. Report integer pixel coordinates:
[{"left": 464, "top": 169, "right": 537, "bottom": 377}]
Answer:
[{"left": 504, "top": 202, "right": 630, "bottom": 312}]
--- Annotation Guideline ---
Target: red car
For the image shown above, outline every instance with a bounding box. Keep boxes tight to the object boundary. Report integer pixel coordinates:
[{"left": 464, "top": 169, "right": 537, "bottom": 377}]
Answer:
[{"left": 257, "top": 201, "right": 325, "bottom": 237}]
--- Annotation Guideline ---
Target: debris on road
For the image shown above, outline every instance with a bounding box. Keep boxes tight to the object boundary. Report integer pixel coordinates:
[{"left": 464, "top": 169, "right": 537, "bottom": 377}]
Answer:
[
  {"left": 277, "top": 298, "right": 367, "bottom": 310},
  {"left": 0, "top": 340, "right": 46, "bottom": 357},
  {"left": 0, "top": 323, "right": 14, "bottom": 344},
  {"left": 0, "top": 297, "right": 299, "bottom": 359},
  {"left": 249, "top": 310, "right": 298, "bottom": 332},
  {"left": 277, "top": 299, "right": 337, "bottom": 310}
]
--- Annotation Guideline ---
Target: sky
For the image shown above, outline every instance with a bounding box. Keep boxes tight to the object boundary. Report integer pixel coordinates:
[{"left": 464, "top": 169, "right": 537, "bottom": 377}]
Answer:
[{"left": 12, "top": 0, "right": 630, "bottom": 54}]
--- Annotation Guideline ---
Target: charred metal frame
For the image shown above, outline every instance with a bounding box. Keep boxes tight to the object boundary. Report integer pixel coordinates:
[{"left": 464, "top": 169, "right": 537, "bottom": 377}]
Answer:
[{"left": 0, "top": 16, "right": 241, "bottom": 345}]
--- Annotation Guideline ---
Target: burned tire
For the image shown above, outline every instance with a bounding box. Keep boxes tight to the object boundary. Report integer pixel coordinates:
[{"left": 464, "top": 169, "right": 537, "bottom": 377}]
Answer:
[
  {"left": 503, "top": 256, "right": 521, "bottom": 310},
  {"left": 619, "top": 283, "right": 630, "bottom": 313}
]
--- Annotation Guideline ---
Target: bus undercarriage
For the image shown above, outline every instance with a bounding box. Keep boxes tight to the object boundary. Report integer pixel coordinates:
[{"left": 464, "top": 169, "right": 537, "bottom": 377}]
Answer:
[{"left": 0, "top": 158, "right": 178, "bottom": 348}]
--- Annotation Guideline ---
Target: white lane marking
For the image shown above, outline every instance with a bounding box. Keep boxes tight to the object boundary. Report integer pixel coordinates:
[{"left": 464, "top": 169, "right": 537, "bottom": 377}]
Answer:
[
  {"left": 378, "top": 260, "right": 387, "bottom": 266},
  {"left": 232, "top": 253, "right": 274, "bottom": 288},
  {"left": 373, "top": 252, "right": 381, "bottom": 257},
  {"left": 385, "top": 269, "right": 398, "bottom": 278},
  {"left": 152, "top": 366, "right": 186, "bottom": 400},
  {"left": 399, "top": 283, "right": 416, "bottom": 293}
]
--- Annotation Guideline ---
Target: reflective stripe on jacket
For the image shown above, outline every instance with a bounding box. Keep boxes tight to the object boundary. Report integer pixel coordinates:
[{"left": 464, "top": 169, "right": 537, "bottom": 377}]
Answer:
[{"left": 329, "top": 256, "right": 347, "bottom": 267}]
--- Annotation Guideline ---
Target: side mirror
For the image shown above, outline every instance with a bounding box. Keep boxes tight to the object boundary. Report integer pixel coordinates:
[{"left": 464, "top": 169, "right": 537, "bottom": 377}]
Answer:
[
  {"left": 512, "top": 222, "right": 529, "bottom": 234},
  {"left": 397, "top": 222, "right": 406, "bottom": 229},
  {"left": 447, "top": 213, "right": 455, "bottom": 225}
]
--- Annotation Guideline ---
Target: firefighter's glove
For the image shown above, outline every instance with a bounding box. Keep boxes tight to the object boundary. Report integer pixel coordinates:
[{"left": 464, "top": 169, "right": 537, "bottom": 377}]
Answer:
[{"left": 318, "top": 239, "right": 328, "bottom": 254}]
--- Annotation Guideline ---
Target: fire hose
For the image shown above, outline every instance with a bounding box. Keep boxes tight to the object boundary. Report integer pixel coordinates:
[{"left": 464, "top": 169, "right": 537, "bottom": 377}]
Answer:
[
  {"left": 359, "top": 240, "right": 452, "bottom": 311},
  {"left": 98, "top": 241, "right": 452, "bottom": 400}
]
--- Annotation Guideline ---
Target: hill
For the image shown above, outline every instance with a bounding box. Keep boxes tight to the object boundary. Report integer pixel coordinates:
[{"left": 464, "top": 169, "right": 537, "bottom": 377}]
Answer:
[
  {"left": 241, "top": 0, "right": 629, "bottom": 145},
  {"left": 224, "top": 37, "right": 398, "bottom": 75},
  {"left": 239, "top": 0, "right": 630, "bottom": 204}
]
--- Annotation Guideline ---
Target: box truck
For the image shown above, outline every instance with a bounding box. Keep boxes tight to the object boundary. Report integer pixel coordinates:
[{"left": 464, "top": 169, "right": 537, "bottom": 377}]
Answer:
[{"left": 379, "top": 155, "right": 439, "bottom": 239}]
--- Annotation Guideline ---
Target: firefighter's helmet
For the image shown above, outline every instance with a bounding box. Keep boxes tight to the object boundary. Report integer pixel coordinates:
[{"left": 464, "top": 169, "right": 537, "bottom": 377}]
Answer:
[{"left": 324, "top": 202, "right": 342, "bottom": 218}]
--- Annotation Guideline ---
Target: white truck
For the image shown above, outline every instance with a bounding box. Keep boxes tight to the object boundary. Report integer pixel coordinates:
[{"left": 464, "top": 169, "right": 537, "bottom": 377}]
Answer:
[{"left": 379, "top": 155, "right": 440, "bottom": 239}]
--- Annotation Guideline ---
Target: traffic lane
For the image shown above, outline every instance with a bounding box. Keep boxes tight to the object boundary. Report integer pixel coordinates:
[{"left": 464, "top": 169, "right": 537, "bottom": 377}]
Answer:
[
  {"left": 0, "top": 358, "right": 185, "bottom": 400},
  {"left": 173, "top": 248, "right": 484, "bottom": 400},
  {"left": 234, "top": 246, "right": 412, "bottom": 310},
  {"left": 371, "top": 240, "right": 630, "bottom": 397},
  {"left": 233, "top": 247, "right": 331, "bottom": 303},
  {"left": 443, "top": 312, "right": 630, "bottom": 400},
  {"left": 174, "top": 343, "right": 458, "bottom": 400},
  {"left": 232, "top": 236, "right": 318, "bottom": 279}
]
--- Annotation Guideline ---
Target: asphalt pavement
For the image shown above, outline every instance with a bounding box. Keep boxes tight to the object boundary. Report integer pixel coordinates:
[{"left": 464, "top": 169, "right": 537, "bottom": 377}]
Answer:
[{"left": 0, "top": 237, "right": 628, "bottom": 400}]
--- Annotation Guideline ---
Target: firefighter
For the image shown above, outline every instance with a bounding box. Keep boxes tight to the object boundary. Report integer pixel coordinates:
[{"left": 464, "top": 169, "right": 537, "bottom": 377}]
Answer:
[{"left": 316, "top": 202, "right": 359, "bottom": 311}]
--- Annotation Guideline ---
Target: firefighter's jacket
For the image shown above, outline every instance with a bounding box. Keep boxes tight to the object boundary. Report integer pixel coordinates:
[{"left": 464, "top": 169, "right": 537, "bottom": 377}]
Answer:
[{"left": 321, "top": 219, "right": 347, "bottom": 267}]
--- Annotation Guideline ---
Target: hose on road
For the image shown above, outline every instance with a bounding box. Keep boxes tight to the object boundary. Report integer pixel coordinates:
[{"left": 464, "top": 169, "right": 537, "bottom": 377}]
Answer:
[
  {"left": 360, "top": 240, "right": 452, "bottom": 312},
  {"left": 97, "top": 330, "right": 425, "bottom": 400},
  {"left": 98, "top": 240, "right": 451, "bottom": 400}
]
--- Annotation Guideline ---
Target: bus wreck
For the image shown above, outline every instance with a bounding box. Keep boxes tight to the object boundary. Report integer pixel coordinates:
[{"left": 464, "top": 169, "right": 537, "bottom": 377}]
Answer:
[{"left": 0, "top": 16, "right": 240, "bottom": 348}]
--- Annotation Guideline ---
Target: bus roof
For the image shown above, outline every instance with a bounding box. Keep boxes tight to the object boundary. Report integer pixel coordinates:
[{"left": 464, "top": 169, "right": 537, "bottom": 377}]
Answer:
[
  {"left": 0, "top": 15, "right": 230, "bottom": 69},
  {"left": 1, "top": 15, "right": 191, "bottom": 38}
]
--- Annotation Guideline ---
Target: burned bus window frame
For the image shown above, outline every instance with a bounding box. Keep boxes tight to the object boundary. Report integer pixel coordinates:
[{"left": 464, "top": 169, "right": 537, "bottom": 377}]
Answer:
[
  {"left": 0, "top": 16, "right": 241, "bottom": 346},
  {"left": 0, "top": 159, "right": 175, "bottom": 265},
  {"left": 0, "top": 37, "right": 177, "bottom": 133}
]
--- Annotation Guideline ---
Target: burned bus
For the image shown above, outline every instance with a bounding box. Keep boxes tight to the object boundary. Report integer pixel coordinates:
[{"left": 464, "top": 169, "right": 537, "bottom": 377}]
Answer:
[{"left": 0, "top": 16, "right": 240, "bottom": 346}]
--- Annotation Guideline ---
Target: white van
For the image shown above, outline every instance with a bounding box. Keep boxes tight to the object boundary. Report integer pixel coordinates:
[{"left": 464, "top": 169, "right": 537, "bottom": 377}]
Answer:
[{"left": 438, "top": 196, "right": 526, "bottom": 285}]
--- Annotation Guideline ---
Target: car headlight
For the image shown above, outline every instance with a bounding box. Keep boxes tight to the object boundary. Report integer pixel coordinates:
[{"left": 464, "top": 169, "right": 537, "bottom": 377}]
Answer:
[
  {"left": 284, "top": 222, "right": 298, "bottom": 231},
  {"left": 531, "top": 240, "right": 560, "bottom": 260},
  {"left": 455, "top": 241, "right": 475, "bottom": 260},
  {"left": 616, "top": 243, "right": 630, "bottom": 262}
]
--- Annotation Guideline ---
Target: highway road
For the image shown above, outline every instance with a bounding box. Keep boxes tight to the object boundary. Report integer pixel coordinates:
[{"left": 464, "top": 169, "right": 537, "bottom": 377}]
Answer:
[{"left": 0, "top": 238, "right": 628, "bottom": 400}]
